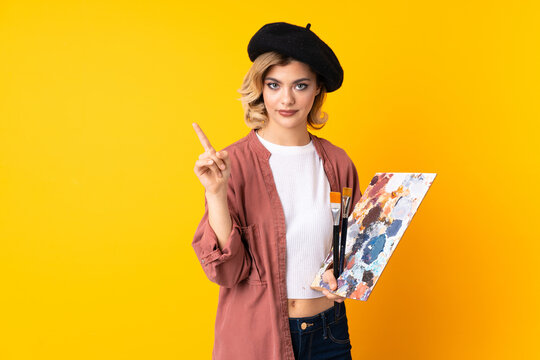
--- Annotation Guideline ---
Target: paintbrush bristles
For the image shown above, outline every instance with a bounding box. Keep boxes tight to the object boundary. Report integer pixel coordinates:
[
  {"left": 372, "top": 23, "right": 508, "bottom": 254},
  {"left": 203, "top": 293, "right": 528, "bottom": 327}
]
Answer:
[
  {"left": 330, "top": 192, "right": 341, "bottom": 203},
  {"left": 342, "top": 187, "right": 352, "bottom": 197}
]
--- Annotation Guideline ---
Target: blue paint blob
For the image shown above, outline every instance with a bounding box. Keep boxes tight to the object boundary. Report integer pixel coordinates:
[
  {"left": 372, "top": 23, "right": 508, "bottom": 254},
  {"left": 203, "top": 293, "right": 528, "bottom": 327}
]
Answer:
[
  {"left": 351, "top": 232, "right": 369, "bottom": 255},
  {"left": 362, "top": 234, "right": 386, "bottom": 264},
  {"left": 386, "top": 219, "right": 403, "bottom": 237}
]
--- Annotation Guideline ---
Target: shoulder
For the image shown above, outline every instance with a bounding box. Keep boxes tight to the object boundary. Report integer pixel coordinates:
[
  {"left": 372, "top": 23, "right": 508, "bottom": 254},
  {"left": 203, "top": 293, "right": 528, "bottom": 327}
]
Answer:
[
  {"left": 311, "top": 133, "right": 354, "bottom": 166},
  {"left": 219, "top": 131, "right": 259, "bottom": 183},
  {"left": 312, "top": 133, "right": 361, "bottom": 203},
  {"left": 222, "top": 133, "right": 250, "bottom": 153},
  {"left": 219, "top": 132, "right": 253, "bottom": 162}
]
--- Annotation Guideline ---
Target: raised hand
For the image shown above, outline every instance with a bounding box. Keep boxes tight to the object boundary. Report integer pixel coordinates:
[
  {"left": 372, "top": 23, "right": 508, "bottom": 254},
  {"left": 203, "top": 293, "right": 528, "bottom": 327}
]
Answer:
[{"left": 192, "top": 122, "right": 231, "bottom": 195}]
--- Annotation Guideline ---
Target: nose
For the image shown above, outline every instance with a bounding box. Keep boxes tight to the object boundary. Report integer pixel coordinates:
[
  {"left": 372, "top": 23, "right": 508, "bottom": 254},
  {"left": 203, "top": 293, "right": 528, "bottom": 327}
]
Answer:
[{"left": 280, "top": 87, "right": 295, "bottom": 106}]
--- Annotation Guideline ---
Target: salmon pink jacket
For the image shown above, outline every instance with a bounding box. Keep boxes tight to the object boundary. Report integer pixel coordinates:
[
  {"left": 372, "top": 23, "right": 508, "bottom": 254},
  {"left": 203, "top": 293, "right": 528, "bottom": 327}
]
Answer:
[{"left": 192, "top": 129, "right": 362, "bottom": 360}]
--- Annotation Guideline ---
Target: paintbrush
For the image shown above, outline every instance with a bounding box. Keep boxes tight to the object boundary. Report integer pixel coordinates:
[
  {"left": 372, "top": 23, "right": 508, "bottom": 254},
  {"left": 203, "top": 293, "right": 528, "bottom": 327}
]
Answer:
[
  {"left": 339, "top": 187, "right": 353, "bottom": 276},
  {"left": 330, "top": 192, "right": 341, "bottom": 280}
]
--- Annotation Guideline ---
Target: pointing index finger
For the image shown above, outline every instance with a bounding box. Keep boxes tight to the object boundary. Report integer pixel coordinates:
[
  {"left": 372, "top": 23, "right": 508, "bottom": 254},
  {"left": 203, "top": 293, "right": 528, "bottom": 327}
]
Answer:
[{"left": 192, "top": 122, "right": 214, "bottom": 152}]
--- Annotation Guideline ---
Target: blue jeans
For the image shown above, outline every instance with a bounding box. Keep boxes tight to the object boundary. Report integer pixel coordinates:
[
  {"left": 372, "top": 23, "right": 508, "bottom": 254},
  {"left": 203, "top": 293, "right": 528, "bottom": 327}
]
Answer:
[{"left": 289, "top": 301, "right": 352, "bottom": 360}]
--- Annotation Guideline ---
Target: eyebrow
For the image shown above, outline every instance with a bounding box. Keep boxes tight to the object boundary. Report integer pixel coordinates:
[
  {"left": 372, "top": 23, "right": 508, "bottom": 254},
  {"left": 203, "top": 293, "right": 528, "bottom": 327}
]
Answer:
[{"left": 264, "top": 77, "right": 312, "bottom": 83}]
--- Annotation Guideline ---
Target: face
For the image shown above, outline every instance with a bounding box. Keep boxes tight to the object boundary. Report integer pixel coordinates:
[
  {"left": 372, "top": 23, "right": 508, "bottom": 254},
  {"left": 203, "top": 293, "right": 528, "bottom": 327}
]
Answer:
[{"left": 262, "top": 60, "right": 321, "bottom": 131}]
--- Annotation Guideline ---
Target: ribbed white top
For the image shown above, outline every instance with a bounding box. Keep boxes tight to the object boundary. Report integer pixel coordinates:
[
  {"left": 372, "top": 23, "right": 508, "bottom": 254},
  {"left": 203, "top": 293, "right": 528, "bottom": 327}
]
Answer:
[{"left": 256, "top": 132, "right": 332, "bottom": 299}]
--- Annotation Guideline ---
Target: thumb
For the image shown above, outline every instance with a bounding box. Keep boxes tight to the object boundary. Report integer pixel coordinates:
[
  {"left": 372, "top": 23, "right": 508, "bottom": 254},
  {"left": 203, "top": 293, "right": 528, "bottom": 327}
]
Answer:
[
  {"left": 323, "top": 269, "right": 337, "bottom": 291},
  {"left": 217, "top": 150, "right": 230, "bottom": 166}
]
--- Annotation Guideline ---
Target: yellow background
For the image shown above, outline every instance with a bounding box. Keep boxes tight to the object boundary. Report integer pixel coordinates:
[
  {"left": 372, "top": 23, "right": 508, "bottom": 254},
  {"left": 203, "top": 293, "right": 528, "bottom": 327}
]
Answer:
[{"left": 1, "top": 0, "right": 539, "bottom": 359}]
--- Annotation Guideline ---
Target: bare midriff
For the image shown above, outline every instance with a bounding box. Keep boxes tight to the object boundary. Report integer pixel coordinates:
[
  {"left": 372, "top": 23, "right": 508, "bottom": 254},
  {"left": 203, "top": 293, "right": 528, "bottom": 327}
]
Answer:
[{"left": 288, "top": 296, "right": 335, "bottom": 318}]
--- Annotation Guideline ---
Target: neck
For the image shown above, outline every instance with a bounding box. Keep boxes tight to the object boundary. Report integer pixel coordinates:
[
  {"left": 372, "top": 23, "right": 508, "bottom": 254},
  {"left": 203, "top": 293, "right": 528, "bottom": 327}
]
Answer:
[{"left": 257, "top": 122, "right": 310, "bottom": 146}]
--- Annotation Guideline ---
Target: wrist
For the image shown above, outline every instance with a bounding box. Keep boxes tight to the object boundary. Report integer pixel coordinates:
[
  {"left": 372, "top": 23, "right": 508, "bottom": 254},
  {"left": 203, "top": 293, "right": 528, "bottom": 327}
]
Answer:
[{"left": 205, "top": 188, "right": 227, "bottom": 201}]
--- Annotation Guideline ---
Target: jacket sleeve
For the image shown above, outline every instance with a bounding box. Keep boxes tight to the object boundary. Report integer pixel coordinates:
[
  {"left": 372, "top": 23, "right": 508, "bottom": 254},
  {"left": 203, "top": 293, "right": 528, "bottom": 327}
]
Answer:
[{"left": 191, "top": 183, "right": 252, "bottom": 288}]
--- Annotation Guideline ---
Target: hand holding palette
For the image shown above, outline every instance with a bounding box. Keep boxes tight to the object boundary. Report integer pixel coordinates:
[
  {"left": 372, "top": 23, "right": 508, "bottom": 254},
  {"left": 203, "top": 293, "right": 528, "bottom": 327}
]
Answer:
[{"left": 311, "top": 172, "right": 437, "bottom": 301}]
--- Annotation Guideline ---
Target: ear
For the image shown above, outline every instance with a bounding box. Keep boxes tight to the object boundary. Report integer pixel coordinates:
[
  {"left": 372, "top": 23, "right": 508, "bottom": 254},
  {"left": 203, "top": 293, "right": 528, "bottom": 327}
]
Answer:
[{"left": 315, "top": 83, "right": 321, "bottom": 96}]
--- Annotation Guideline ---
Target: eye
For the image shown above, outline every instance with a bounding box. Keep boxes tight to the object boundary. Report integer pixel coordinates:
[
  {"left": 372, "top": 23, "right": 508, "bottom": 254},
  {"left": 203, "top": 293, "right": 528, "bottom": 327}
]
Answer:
[
  {"left": 266, "top": 82, "right": 279, "bottom": 90},
  {"left": 296, "top": 83, "right": 308, "bottom": 90}
]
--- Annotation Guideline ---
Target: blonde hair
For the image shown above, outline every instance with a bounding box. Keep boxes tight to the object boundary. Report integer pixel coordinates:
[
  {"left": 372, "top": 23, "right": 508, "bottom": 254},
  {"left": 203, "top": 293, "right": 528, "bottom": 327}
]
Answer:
[{"left": 237, "top": 51, "right": 329, "bottom": 130}]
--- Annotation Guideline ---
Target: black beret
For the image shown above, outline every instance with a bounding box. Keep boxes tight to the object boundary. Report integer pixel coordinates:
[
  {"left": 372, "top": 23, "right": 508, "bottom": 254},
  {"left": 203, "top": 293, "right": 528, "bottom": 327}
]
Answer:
[{"left": 247, "top": 22, "right": 344, "bottom": 92}]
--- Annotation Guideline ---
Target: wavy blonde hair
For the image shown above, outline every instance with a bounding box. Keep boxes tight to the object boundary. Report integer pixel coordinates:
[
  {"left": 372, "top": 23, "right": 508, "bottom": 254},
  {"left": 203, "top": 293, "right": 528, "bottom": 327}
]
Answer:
[{"left": 237, "top": 51, "right": 329, "bottom": 130}]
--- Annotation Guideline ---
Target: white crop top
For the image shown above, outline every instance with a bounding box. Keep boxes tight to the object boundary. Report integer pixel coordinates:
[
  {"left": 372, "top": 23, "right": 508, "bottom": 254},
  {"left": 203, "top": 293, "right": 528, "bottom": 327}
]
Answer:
[{"left": 256, "top": 131, "right": 333, "bottom": 299}]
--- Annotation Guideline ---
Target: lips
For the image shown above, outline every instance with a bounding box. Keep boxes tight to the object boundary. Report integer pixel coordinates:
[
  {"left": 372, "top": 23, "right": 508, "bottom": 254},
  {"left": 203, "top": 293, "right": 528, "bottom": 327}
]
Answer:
[{"left": 278, "top": 110, "right": 298, "bottom": 117}]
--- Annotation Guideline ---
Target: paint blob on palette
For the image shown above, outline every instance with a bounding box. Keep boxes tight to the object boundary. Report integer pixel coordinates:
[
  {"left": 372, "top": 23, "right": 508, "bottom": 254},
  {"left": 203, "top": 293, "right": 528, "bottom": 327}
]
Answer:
[{"left": 311, "top": 172, "right": 437, "bottom": 301}]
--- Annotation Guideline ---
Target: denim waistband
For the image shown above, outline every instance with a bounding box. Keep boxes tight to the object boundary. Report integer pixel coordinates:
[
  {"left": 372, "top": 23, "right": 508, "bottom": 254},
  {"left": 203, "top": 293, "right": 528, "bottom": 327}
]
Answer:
[{"left": 289, "top": 302, "right": 346, "bottom": 335}]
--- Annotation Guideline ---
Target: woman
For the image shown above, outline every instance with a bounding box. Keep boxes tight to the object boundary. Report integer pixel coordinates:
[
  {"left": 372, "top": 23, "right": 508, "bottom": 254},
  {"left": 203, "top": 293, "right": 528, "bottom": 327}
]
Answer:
[{"left": 192, "top": 22, "right": 361, "bottom": 360}]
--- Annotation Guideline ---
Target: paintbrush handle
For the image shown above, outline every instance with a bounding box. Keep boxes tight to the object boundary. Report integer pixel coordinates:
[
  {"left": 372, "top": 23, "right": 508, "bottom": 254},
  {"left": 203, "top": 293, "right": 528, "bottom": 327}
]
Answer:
[
  {"left": 339, "top": 217, "right": 349, "bottom": 275},
  {"left": 333, "top": 225, "right": 340, "bottom": 280}
]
